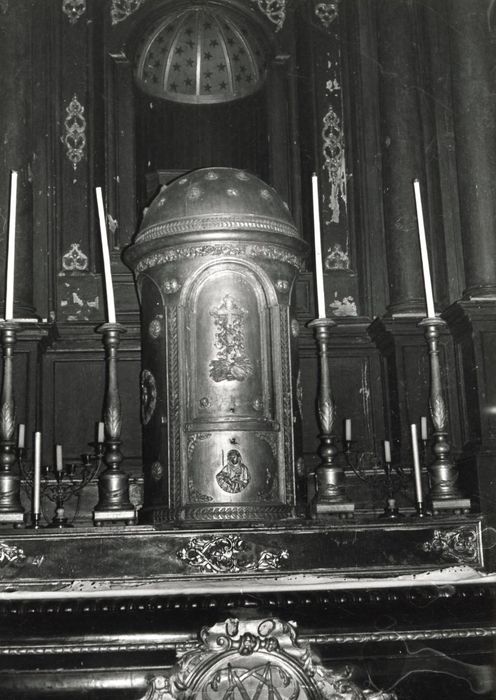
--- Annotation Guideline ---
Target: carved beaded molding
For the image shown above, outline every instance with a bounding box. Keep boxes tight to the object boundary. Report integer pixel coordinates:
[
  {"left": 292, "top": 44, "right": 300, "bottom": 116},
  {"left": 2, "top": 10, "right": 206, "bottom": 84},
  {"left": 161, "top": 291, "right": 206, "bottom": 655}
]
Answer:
[
  {"left": 137, "top": 215, "right": 298, "bottom": 243},
  {"left": 135, "top": 244, "right": 306, "bottom": 274}
]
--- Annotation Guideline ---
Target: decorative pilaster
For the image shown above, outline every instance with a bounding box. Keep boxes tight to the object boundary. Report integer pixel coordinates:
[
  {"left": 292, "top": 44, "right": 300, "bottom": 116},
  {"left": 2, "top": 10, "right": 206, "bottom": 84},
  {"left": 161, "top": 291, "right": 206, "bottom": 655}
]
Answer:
[
  {"left": 449, "top": 0, "right": 496, "bottom": 298},
  {"left": 377, "top": 0, "right": 426, "bottom": 315},
  {"left": 0, "top": 0, "right": 36, "bottom": 318}
]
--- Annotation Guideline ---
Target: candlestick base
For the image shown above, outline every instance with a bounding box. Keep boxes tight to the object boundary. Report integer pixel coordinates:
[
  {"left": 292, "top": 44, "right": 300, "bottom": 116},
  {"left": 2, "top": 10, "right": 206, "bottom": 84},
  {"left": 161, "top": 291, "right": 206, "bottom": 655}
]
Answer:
[
  {"left": 429, "top": 496, "right": 471, "bottom": 516},
  {"left": 414, "top": 501, "right": 430, "bottom": 518},
  {"left": 27, "top": 513, "right": 42, "bottom": 529},
  {"left": 312, "top": 501, "right": 355, "bottom": 519},
  {"left": 0, "top": 469, "right": 25, "bottom": 526},
  {"left": 93, "top": 464, "right": 137, "bottom": 526},
  {"left": 379, "top": 498, "right": 404, "bottom": 520}
]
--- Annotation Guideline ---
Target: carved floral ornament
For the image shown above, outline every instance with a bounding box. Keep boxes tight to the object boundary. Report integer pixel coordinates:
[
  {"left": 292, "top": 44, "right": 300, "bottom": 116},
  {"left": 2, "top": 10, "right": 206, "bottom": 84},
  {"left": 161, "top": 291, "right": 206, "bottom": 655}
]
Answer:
[
  {"left": 177, "top": 534, "right": 288, "bottom": 573},
  {"left": 62, "top": 95, "right": 87, "bottom": 170},
  {"left": 315, "top": 1, "right": 341, "bottom": 28},
  {"left": 137, "top": 617, "right": 396, "bottom": 700},
  {"left": 62, "top": 0, "right": 86, "bottom": 23},
  {"left": 110, "top": 0, "right": 287, "bottom": 31}
]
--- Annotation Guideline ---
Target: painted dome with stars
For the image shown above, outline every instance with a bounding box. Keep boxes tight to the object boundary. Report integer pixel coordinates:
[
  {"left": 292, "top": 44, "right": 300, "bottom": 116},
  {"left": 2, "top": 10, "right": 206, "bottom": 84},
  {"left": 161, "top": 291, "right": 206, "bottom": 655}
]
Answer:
[{"left": 134, "top": 3, "right": 268, "bottom": 104}]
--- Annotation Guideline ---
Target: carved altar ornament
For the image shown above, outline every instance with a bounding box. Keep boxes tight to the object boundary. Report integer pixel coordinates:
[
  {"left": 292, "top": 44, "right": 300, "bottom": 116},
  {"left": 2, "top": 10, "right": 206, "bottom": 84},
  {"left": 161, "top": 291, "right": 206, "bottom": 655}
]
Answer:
[
  {"left": 322, "top": 104, "right": 346, "bottom": 224},
  {"left": 177, "top": 534, "right": 288, "bottom": 573},
  {"left": 250, "top": 0, "right": 286, "bottom": 32},
  {"left": 62, "top": 95, "right": 86, "bottom": 170},
  {"left": 62, "top": 242, "right": 89, "bottom": 271},
  {"left": 137, "top": 617, "right": 397, "bottom": 700},
  {"left": 62, "top": 0, "right": 86, "bottom": 23},
  {"left": 421, "top": 526, "right": 479, "bottom": 565},
  {"left": 111, "top": 0, "right": 146, "bottom": 25},
  {"left": 315, "top": 1, "right": 340, "bottom": 28}
]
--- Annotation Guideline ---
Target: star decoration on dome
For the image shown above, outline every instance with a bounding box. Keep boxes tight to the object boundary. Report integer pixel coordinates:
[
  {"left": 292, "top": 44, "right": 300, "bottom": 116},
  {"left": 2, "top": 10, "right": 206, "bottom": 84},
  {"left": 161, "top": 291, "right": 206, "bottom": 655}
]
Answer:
[{"left": 135, "top": 5, "right": 266, "bottom": 103}]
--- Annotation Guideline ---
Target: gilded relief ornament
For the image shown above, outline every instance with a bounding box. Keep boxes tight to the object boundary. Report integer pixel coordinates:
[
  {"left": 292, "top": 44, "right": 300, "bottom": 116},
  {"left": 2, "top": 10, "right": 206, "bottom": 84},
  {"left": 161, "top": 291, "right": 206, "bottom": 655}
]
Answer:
[
  {"left": 151, "top": 461, "right": 163, "bottom": 481},
  {"left": 140, "top": 369, "right": 157, "bottom": 425},
  {"left": 111, "top": 0, "right": 146, "bottom": 25},
  {"left": 322, "top": 104, "right": 346, "bottom": 224},
  {"left": 250, "top": 0, "right": 286, "bottom": 32},
  {"left": 148, "top": 317, "right": 162, "bottom": 339},
  {"left": 209, "top": 295, "right": 253, "bottom": 382},
  {"left": 421, "top": 527, "right": 479, "bottom": 565},
  {"left": 315, "top": 2, "right": 340, "bottom": 28},
  {"left": 62, "top": 242, "right": 89, "bottom": 271},
  {"left": 62, "top": 95, "right": 86, "bottom": 170},
  {"left": 137, "top": 618, "right": 396, "bottom": 700},
  {"left": 62, "top": 0, "right": 86, "bottom": 23},
  {"left": 177, "top": 535, "right": 288, "bottom": 574},
  {"left": 0, "top": 541, "right": 25, "bottom": 566},
  {"left": 257, "top": 463, "right": 278, "bottom": 501},
  {"left": 216, "top": 449, "right": 251, "bottom": 494}
]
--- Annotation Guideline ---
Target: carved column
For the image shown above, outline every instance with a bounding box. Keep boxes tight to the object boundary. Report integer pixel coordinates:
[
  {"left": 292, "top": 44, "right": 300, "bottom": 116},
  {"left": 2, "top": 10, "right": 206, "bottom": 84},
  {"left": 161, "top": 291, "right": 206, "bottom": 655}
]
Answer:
[
  {"left": 377, "top": 0, "right": 425, "bottom": 315},
  {"left": 0, "top": 0, "right": 35, "bottom": 318},
  {"left": 449, "top": 0, "right": 496, "bottom": 299},
  {"left": 441, "top": 2, "right": 496, "bottom": 536}
]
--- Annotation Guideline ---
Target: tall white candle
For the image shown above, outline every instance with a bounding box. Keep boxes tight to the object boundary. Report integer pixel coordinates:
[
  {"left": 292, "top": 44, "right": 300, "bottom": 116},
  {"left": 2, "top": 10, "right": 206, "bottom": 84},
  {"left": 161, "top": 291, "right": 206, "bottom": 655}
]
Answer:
[
  {"left": 413, "top": 179, "right": 435, "bottom": 319},
  {"left": 384, "top": 440, "right": 391, "bottom": 464},
  {"left": 410, "top": 423, "right": 423, "bottom": 504},
  {"left": 95, "top": 187, "right": 116, "bottom": 324},
  {"left": 421, "top": 416, "right": 428, "bottom": 441},
  {"left": 311, "top": 174, "right": 326, "bottom": 318},
  {"left": 55, "top": 444, "right": 63, "bottom": 473},
  {"left": 5, "top": 170, "right": 17, "bottom": 320},
  {"left": 18, "top": 423, "right": 25, "bottom": 449},
  {"left": 97, "top": 421, "right": 105, "bottom": 444},
  {"left": 33, "top": 431, "right": 41, "bottom": 515},
  {"left": 345, "top": 418, "right": 352, "bottom": 442}
]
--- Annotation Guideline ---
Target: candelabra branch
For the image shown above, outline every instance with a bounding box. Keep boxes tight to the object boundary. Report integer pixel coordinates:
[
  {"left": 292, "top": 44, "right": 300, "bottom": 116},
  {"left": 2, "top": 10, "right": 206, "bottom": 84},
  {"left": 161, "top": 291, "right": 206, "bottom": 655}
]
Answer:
[
  {"left": 0, "top": 322, "right": 24, "bottom": 526},
  {"left": 309, "top": 318, "right": 354, "bottom": 519},
  {"left": 93, "top": 323, "right": 136, "bottom": 526},
  {"left": 419, "top": 317, "right": 471, "bottom": 514}
]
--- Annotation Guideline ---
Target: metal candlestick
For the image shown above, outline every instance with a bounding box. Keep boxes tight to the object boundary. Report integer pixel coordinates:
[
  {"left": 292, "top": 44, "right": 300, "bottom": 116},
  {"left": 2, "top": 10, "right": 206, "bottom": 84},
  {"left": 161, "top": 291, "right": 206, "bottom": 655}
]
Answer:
[
  {"left": 93, "top": 323, "right": 136, "bottom": 526},
  {"left": 309, "top": 318, "right": 354, "bottom": 518},
  {"left": 380, "top": 461, "right": 404, "bottom": 519},
  {"left": 419, "top": 317, "right": 471, "bottom": 514},
  {"left": 0, "top": 322, "right": 24, "bottom": 526}
]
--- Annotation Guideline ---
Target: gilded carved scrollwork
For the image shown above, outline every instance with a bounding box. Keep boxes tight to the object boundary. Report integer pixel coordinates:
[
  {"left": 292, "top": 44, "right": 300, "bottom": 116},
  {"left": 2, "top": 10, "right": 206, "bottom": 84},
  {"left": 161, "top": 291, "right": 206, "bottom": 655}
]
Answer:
[
  {"left": 249, "top": 0, "right": 286, "bottom": 32},
  {"left": 140, "top": 369, "right": 157, "bottom": 425},
  {"left": 111, "top": 0, "right": 146, "bottom": 25},
  {"left": 62, "top": 95, "right": 86, "bottom": 170},
  {"left": 315, "top": 1, "right": 340, "bottom": 28},
  {"left": 138, "top": 617, "right": 396, "bottom": 700},
  {"left": 176, "top": 536, "right": 288, "bottom": 574},
  {"left": 62, "top": 0, "right": 86, "bottom": 23},
  {"left": 421, "top": 526, "right": 479, "bottom": 565}
]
